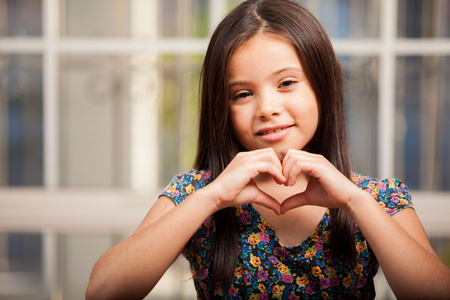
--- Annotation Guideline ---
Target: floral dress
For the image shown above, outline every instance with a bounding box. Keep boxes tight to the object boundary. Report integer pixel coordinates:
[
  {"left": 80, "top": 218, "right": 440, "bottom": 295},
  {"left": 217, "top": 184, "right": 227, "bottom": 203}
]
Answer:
[{"left": 161, "top": 169, "right": 413, "bottom": 299}]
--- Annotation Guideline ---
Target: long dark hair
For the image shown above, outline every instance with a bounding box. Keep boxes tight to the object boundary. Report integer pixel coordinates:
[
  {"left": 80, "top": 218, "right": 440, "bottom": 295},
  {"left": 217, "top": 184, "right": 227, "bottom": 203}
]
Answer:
[{"left": 194, "top": 0, "right": 356, "bottom": 288}]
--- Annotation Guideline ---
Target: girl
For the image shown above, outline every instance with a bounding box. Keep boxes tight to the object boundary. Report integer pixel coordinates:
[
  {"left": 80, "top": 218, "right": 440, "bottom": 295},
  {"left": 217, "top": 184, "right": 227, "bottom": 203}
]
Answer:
[{"left": 86, "top": 0, "right": 450, "bottom": 299}]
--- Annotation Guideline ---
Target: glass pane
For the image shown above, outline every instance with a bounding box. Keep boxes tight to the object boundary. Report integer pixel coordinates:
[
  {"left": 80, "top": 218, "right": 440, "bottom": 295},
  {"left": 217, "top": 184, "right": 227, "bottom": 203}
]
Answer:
[
  {"left": 159, "top": 0, "right": 209, "bottom": 38},
  {"left": 0, "top": 54, "right": 43, "bottom": 186},
  {"left": 341, "top": 56, "right": 379, "bottom": 177},
  {"left": 59, "top": 55, "right": 131, "bottom": 187},
  {"left": 430, "top": 237, "right": 450, "bottom": 268},
  {"left": 159, "top": 54, "right": 203, "bottom": 185},
  {"left": 0, "top": 232, "right": 46, "bottom": 298},
  {"left": 398, "top": 0, "right": 450, "bottom": 38},
  {"left": 60, "top": 0, "right": 210, "bottom": 38},
  {"left": 60, "top": 0, "right": 130, "bottom": 37},
  {"left": 227, "top": 0, "right": 244, "bottom": 11},
  {"left": 395, "top": 56, "right": 450, "bottom": 190},
  {"left": 299, "top": 0, "right": 379, "bottom": 38},
  {"left": 60, "top": 233, "right": 124, "bottom": 299},
  {"left": 0, "top": 0, "right": 42, "bottom": 37}
]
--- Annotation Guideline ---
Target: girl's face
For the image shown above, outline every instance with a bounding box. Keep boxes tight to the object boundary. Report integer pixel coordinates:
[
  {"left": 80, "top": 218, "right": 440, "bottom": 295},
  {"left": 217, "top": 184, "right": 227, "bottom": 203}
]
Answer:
[{"left": 228, "top": 33, "right": 319, "bottom": 161}]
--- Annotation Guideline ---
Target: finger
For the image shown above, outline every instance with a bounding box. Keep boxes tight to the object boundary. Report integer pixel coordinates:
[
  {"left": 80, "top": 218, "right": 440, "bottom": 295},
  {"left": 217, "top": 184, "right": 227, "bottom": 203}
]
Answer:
[
  {"left": 249, "top": 149, "right": 286, "bottom": 183},
  {"left": 254, "top": 192, "right": 282, "bottom": 215},
  {"left": 245, "top": 159, "right": 285, "bottom": 184},
  {"left": 238, "top": 181, "right": 281, "bottom": 214},
  {"left": 283, "top": 151, "right": 331, "bottom": 186},
  {"left": 215, "top": 149, "right": 287, "bottom": 203},
  {"left": 282, "top": 150, "right": 310, "bottom": 186},
  {"left": 230, "top": 149, "right": 285, "bottom": 181},
  {"left": 281, "top": 150, "right": 299, "bottom": 186},
  {"left": 280, "top": 193, "right": 307, "bottom": 214}
]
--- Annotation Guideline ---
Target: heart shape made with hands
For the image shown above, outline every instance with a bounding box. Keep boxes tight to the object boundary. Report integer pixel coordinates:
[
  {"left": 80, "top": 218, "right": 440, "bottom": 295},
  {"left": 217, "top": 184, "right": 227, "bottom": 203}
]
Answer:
[
  {"left": 253, "top": 173, "right": 316, "bottom": 215},
  {"left": 251, "top": 176, "right": 330, "bottom": 247},
  {"left": 254, "top": 170, "right": 352, "bottom": 216}
]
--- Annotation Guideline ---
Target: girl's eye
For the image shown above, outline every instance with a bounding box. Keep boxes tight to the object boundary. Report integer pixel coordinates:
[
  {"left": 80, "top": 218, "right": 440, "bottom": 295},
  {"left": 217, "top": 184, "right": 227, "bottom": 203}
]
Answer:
[
  {"left": 279, "top": 80, "right": 297, "bottom": 88},
  {"left": 232, "top": 92, "right": 252, "bottom": 100}
]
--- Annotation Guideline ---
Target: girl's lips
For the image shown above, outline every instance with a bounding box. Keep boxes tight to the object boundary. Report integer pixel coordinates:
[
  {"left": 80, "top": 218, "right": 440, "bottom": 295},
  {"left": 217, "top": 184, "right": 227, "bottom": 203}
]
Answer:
[
  {"left": 256, "top": 125, "right": 293, "bottom": 141},
  {"left": 258, "top": 128, "right": 283, "bottom": 135}
]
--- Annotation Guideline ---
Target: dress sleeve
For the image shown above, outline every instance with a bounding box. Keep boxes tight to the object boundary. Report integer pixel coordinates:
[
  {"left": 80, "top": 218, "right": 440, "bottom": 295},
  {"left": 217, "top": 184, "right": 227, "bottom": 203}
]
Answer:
[
  {"left": 160, "top": 169, "right": 212, "bottom": 205},
  {"left": 159, "top": 169, "right": 214, "bottom": 263},
  {"left": 375, "top": 178, "right": 414, "bottom": 216},
  {"left": 353, "top": 173, "right": 414, "bottom": 216}
]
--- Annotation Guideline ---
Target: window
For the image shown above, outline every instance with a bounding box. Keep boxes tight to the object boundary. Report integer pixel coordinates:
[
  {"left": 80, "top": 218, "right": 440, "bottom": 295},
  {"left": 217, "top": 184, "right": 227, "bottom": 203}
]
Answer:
[{"left": 0, "top": 0, "right": 449, "bottom": 299}]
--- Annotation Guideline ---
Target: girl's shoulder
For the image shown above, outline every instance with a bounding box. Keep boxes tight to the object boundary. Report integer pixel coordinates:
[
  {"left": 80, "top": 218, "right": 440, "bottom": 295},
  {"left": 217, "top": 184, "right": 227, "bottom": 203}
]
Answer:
[
  {"left": 160, "top": 169, "right": 212, "bottom": 205},
  {"left": 351, "top": 172, "right": 413, "bottom": 216}
]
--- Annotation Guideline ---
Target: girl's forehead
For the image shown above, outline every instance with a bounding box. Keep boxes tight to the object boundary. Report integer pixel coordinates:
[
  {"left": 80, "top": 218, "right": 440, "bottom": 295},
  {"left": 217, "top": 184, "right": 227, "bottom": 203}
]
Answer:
[
  {"left": 228, "top": 32, "right": 302, "bottom": 74},
  {"left": 237, "top": 32, "right": 293, "bottom": 52}
]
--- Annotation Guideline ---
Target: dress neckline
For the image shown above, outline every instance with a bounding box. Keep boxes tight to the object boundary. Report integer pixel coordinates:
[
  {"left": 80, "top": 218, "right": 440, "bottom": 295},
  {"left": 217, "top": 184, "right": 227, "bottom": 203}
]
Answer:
[{"left": 245, "top": 204, "right": 330, "bottom": 251}]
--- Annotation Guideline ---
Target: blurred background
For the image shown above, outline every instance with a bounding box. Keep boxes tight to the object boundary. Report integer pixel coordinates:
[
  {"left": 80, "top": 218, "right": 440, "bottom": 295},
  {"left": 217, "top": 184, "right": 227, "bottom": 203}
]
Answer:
[{"left": 0, "top": 0, "right": 449, "bottom": 299}]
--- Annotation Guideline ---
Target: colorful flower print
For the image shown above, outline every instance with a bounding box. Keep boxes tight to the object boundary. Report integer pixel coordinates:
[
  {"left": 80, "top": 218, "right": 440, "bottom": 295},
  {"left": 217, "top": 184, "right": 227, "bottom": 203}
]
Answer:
[{"left": 161, "top": 170, "right": 413, "bottom": 299}]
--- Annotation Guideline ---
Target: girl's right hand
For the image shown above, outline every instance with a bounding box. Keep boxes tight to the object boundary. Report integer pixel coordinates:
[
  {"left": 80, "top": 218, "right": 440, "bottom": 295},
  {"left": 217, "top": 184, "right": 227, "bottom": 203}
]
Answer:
[{"left": 204, "top": 148, "right": 286, "bottom": 214}]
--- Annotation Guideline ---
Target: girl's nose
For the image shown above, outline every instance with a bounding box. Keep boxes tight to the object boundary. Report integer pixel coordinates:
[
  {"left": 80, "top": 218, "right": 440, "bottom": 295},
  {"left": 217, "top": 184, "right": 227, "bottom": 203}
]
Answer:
[{"left": 256, "top": 95, "right": 282, "bottom": 119}]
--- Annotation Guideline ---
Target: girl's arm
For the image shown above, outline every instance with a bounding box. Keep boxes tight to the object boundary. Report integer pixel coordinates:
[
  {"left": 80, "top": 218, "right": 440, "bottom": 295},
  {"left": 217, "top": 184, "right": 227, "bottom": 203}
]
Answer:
[
  {"left": 85, "top": 189, "right": 218, "bottom": 300},
  {"left": 346, "top": 192, "right": 450, "bottom": 299},
  {"left": 86, "top": 148, "right": 285, "bottom": 299},
  {"left": 280, "top": 149, "right": 450, "bottom": 299}
]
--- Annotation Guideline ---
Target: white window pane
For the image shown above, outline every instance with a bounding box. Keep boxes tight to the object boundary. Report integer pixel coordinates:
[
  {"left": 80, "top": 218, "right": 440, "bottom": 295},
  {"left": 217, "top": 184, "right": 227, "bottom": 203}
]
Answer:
[
  {"left": 342, "top": 56, "right": 379, "bottom": 176},
  {"left": 59, "top": 53, "right": 203, "bottom": 188},
  {"left": 398, "top": 0, "right": 450, "bottom": 38},
  {"left": 227, "top": 0, "right": 243, "bottom": 10},
  {"left": 59, "top": 55, "right": 131, "bottom": 187},
  {"left": 430, "top": 237, "right": 450, "bottom": 268},
  {"left": 158, "top": 54, "right": 203, "bottom": 185},
  {"left": 60, "top": 0, "right": 210, "bottom": 38},
  {"left": 0, "top": 0, "right": 42, "bottom": 37},
  {"left": 395, "top": 56, "right": 450, "bottom": 190},
  {"left": 60, "top": 0, "right": 130, "bottom": 37},
  {"left": 0, "top": 232, "right": 46, "bottom": 298},
  {"left": 0, "top": 54, "right": 43, "bottom": 186},
  {"left": 61, "top": 234, "right": 123, "bottom": 300},
  {"left": 160, "top": 0, "right": 210, "bottom": 37},
  {"left": 299, "top": 0, "right": 379, "bottom": 38}
]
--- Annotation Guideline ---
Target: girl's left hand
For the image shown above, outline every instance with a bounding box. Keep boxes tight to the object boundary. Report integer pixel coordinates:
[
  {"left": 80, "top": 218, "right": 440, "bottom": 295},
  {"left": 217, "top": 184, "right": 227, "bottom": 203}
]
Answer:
[
  {"left": 280, "top": 149, "right": 363, "bottom": 214},
  {"left": 280, "top": 151, "right": 450, "bottom": 299}
]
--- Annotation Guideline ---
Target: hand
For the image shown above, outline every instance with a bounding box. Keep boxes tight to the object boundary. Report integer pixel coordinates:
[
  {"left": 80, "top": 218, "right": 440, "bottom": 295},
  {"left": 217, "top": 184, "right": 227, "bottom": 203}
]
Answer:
[
  {"left": 204, "top": 148, "right": 286, "bottom": 214},
  {"left": 280, "top": 149, "right": 362, "bottom": 214}
]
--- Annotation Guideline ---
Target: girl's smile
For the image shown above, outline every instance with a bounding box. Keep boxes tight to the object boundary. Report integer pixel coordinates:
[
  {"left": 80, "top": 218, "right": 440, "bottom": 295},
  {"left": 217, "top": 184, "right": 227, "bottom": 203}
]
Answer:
[
  {"left": 256, "top": 125, "right": 294, "bottom": 141},
  {"left": 228, "top": 33, "right": 319, "bottom": 160}
]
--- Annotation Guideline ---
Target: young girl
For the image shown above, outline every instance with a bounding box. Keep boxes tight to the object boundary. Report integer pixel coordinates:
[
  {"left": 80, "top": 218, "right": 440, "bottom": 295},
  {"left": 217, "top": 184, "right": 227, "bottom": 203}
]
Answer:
[{"left": 86, "top": 0, "right": 450, "bottom": 299}]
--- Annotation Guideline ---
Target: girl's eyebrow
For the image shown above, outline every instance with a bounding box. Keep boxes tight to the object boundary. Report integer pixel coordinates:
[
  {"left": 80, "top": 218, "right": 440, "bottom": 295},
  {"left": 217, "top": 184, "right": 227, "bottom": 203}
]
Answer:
[
  {"left": 228, "top": 81, "right": 249, "bottom": 89},
  {"left": 229, "top": 67, "right": 304, "bottom": 88},
  {"left": 274, "top": 66, "right": 304, "bottom": 75}
]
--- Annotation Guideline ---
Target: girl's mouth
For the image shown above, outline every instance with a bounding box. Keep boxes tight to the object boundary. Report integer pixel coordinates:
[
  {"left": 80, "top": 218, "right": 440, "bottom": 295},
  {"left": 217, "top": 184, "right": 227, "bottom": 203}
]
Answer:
[
  {"left": 257, "top": 128, "right": 284, "bottom": 135},
  {"left": 256, "top": 125, "right": 293, "bottom": 141}
]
